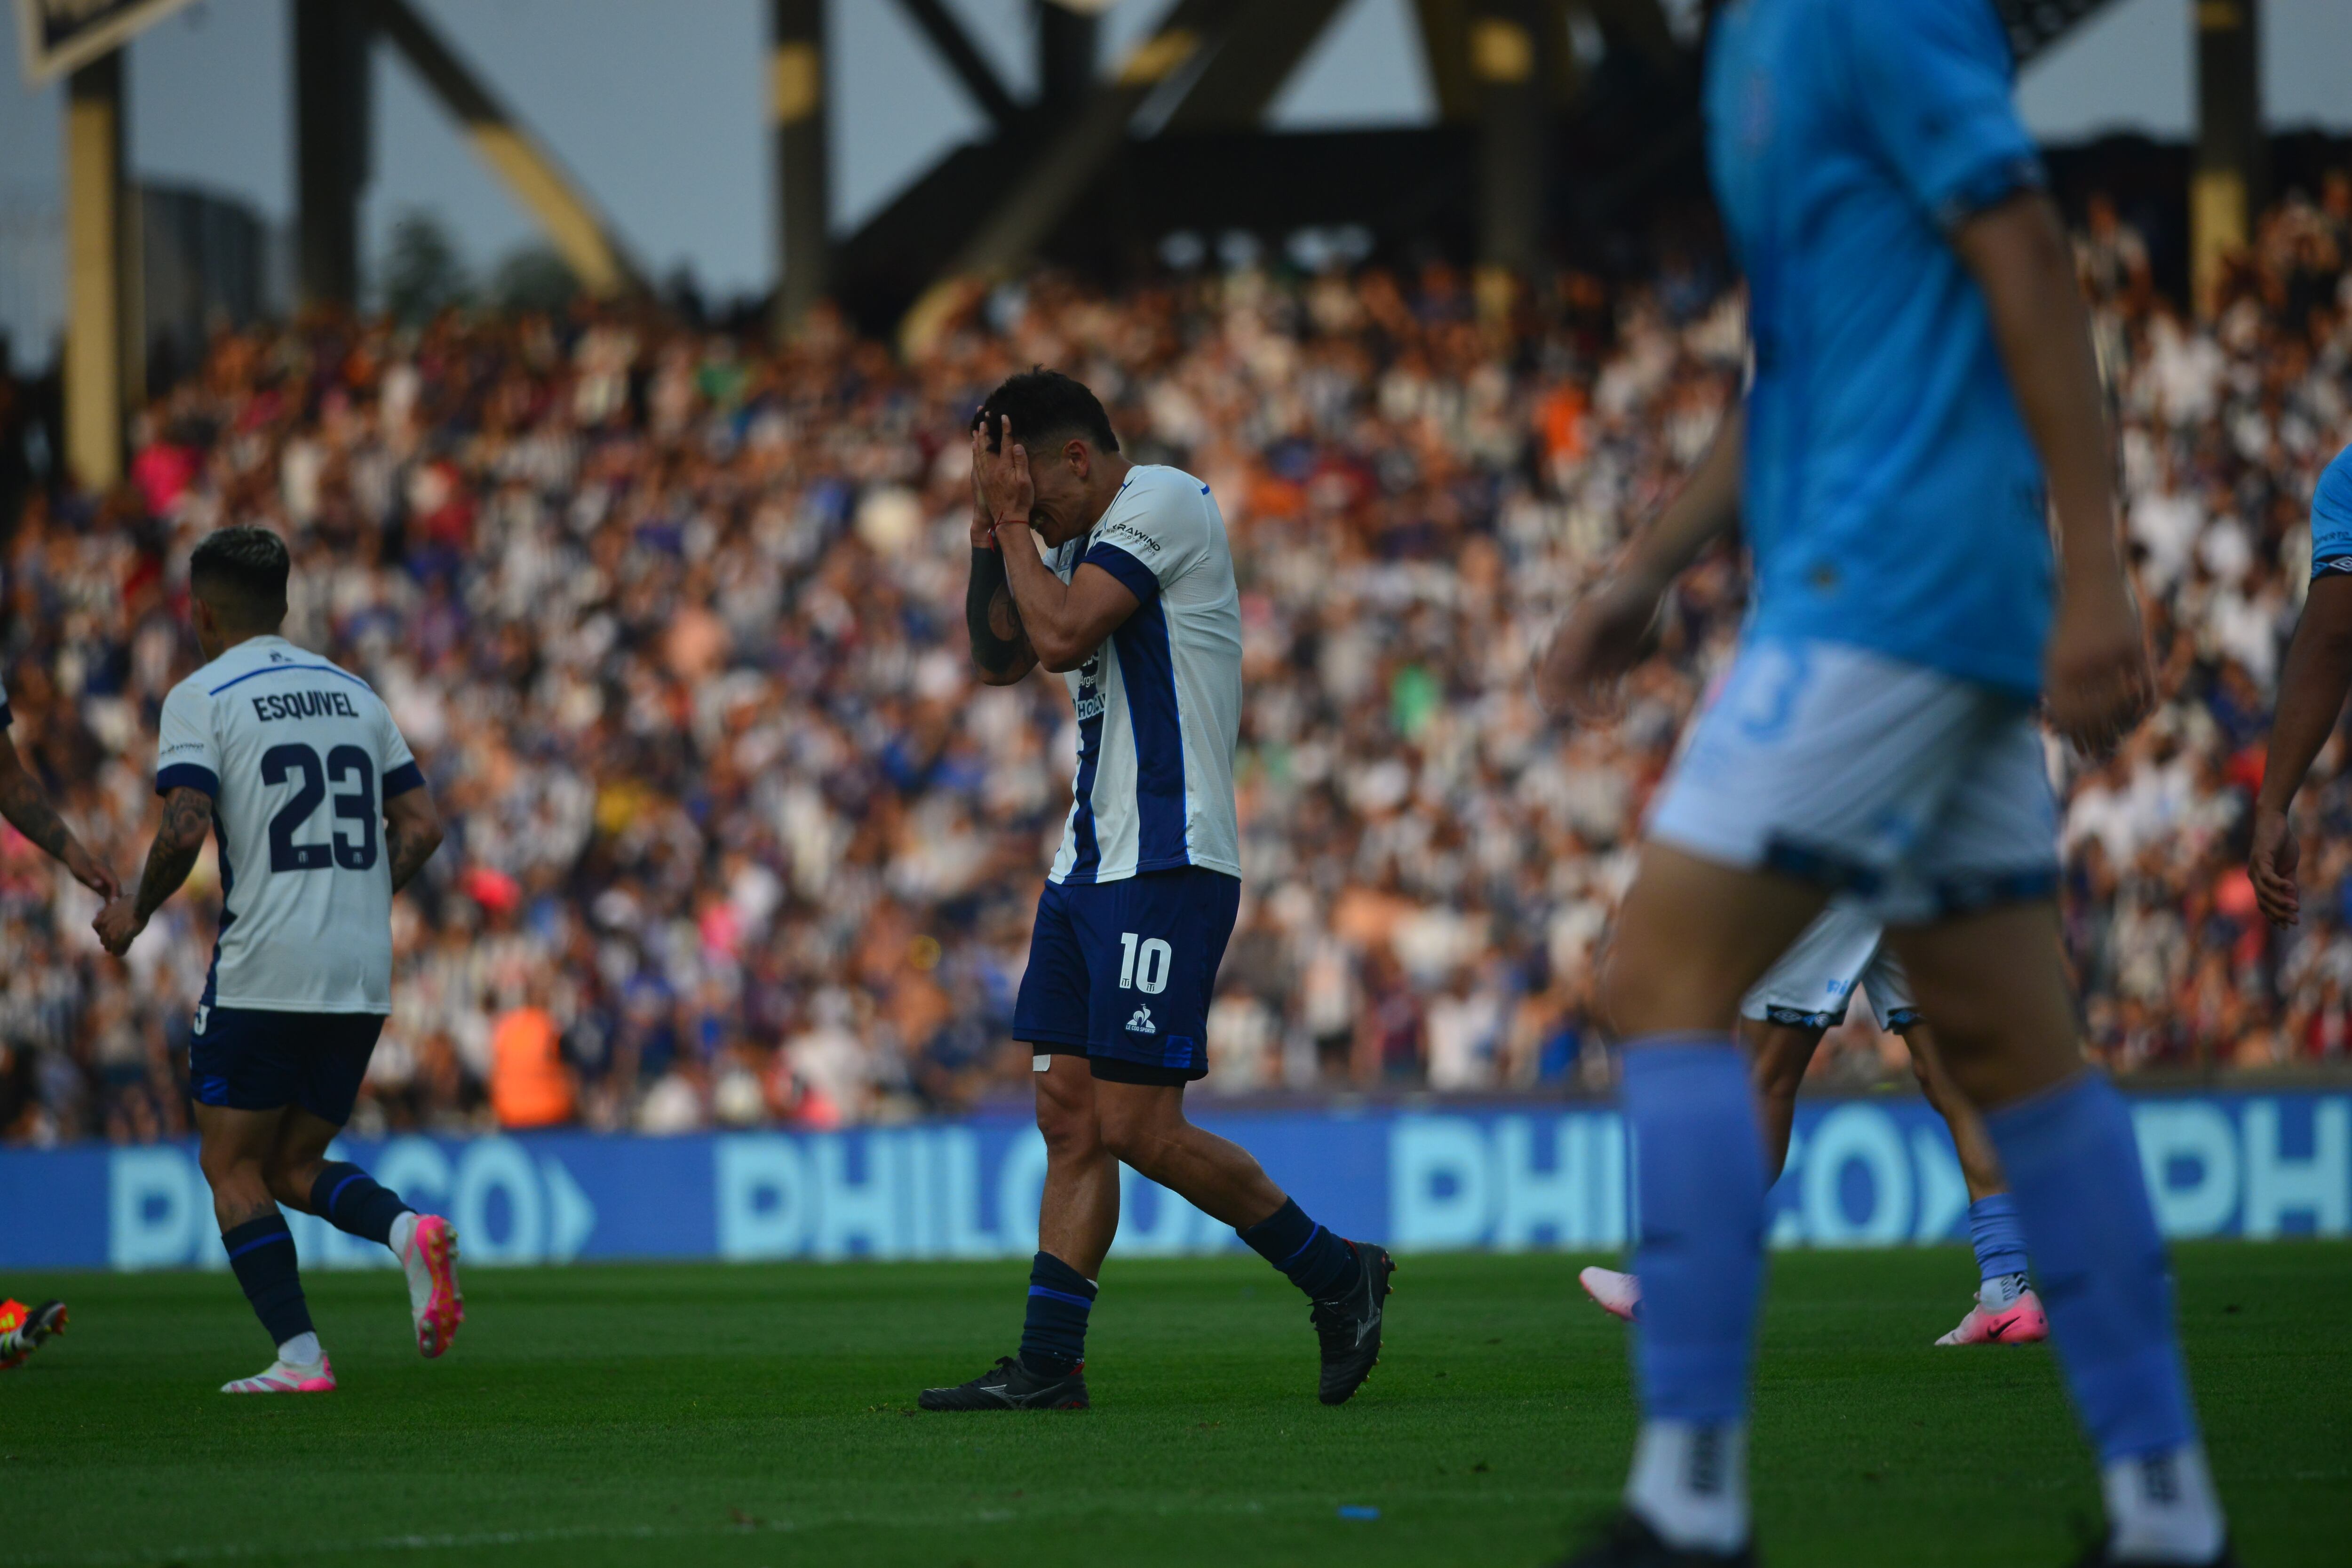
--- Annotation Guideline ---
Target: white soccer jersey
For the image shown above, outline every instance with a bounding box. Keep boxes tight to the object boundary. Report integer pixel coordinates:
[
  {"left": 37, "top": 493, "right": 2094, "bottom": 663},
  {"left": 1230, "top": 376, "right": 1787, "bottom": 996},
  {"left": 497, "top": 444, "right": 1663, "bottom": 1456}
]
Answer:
[
  {"left": 154, "top": 636, "right": 423, "bottom": 1013},
  {"left": 1043, "top": 464, "right": 1242, "bottom": 884}
]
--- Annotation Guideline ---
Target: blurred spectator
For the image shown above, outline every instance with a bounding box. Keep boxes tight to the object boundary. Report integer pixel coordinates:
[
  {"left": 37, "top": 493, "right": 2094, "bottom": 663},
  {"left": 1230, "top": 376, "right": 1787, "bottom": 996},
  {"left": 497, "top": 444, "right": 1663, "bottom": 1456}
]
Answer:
[
  {"left": 489, "top": 992, "right": 572, "bottom": 1130},
  {"left": 2, "top": 174, "right": 2350, "bottom": 1146}
]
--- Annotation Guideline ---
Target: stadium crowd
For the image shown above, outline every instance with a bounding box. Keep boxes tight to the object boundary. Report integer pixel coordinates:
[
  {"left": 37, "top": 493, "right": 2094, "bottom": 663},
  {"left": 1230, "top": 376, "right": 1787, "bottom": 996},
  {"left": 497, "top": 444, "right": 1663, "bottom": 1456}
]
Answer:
[{"left": 3, "top": 174, "right": 2351, "bottom": 1145}]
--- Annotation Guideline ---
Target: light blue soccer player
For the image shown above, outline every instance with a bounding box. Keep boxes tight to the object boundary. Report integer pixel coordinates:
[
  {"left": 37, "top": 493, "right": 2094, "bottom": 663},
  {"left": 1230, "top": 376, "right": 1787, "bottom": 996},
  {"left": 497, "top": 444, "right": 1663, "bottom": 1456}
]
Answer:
[
  {"left": 2249, "top": 442, "right": 2352, "bottom": 927},
  {"left": 1539, "top": 2, "right": 2225, "bottom": 1564}
]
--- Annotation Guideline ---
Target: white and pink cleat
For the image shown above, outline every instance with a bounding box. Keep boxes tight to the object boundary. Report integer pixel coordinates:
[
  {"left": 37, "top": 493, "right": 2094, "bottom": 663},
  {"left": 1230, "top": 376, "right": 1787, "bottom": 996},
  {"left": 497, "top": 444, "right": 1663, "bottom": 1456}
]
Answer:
[
  {"left": 1935, "top": 1286, "right": 2049, "bottom": 1346},
  {"left": 401, "top": 1213, "right": 465, "bottom": 1359},
  {"left": 1578, "top": 1266, "right": 1641, "bottom": 1324},
  {"left": 221, "top": 1353, "right": 335, "bottom": 1393}
]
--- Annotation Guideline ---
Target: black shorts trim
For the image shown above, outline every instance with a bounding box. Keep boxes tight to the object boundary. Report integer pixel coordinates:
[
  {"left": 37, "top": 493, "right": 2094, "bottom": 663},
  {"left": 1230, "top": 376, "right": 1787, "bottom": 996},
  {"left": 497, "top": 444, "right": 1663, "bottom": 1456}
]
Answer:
[
  {"left": 1086, "top": 1055, "right": 1204, "bottom": 1087},
  {"left": 1026, "top": 1039, "right": 1091, "bottom": 1056}
]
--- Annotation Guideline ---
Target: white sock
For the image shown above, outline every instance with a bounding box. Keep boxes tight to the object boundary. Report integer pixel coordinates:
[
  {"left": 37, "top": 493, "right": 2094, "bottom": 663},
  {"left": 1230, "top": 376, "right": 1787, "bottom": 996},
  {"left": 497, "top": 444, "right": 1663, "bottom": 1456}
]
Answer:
[
  {"left": 2103, "top": 1445, "right": 2225, "bottom": 1564},
  {"left": 387, "top": 1210, "right": 418, "bottom": 1261},
  {"left": 1625, "top": 1419, "right": 1750, "bottom": 1553},
  {"left": 1980, "top": 1271, "right": 2030, "bottom": 1310},
  {"left": 277, "top": 1331, "right": 322, "bottom": 1367}
]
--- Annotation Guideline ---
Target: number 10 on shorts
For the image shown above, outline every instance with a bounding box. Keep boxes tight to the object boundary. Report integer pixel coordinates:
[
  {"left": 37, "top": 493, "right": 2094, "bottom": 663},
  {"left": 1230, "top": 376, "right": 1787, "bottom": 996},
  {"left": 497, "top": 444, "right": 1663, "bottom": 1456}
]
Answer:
[{"left": 1118, "top": 932, "right": 1170, "bottom": 994}]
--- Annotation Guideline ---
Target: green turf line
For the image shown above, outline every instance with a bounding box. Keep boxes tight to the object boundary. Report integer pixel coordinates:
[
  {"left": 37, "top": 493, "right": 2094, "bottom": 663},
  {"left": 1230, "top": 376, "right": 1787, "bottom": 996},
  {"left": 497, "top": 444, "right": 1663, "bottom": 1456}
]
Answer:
[{"left": 3, "top": 1243, "right": 2345, "bottom": 1567}]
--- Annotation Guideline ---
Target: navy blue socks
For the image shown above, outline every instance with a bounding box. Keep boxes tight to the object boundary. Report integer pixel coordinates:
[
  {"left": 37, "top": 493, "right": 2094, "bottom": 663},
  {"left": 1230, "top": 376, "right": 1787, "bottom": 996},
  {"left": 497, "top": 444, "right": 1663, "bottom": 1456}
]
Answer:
[
  {"left": 309, "top": 1162, "right": 413, "bottom": 1247},
  {"left": 221, "top": 1214, "right": 314, "bottom": 1347},
  {"left": 1982, "top": 1074, "right": 2198, "bottom": 1461},
  {"left": 1018, "top": 1252, "right": 1096, "bottom": 1378},
  {"left": 1239, "top": 1197, "right": 1361, "bottom": 1301},
  {"left": 1622, "top": 1037, "right": 1768, "bottom": 1423}
]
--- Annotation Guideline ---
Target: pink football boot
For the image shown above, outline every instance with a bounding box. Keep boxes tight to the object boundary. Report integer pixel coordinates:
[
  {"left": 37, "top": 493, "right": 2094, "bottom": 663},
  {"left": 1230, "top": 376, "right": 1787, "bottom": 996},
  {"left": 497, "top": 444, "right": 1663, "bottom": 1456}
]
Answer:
[
  {"left": 1578, "top": 1266, "right": 1641, "bottom": 1324},
  {"left": 222, "top": 1353, "right": 335, "bottom": 1393},
  {"left": 401, "top": 1213, "right": 465, "bottom": 1358},
  {"left": 1935, "top": 1287, "right": 2049, "bottom": 1346}
]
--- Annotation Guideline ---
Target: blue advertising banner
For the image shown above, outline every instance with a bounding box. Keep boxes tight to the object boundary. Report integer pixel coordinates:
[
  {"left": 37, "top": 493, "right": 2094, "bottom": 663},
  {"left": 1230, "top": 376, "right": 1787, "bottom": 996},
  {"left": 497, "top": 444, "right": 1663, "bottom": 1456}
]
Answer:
[{"left": 0, "top": 1091, "right": 2344, "bottom": 1272}]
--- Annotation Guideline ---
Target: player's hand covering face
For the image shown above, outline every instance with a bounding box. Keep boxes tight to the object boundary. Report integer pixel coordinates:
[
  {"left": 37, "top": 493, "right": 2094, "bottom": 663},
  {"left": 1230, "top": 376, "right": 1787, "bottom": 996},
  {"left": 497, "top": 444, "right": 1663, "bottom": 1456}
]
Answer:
[
  {"left": 2042, "top": 568, "right": 2153, "bottom": 757},
  {"left": 972, "top": 418, "right": 1037, "bottom": 536}
]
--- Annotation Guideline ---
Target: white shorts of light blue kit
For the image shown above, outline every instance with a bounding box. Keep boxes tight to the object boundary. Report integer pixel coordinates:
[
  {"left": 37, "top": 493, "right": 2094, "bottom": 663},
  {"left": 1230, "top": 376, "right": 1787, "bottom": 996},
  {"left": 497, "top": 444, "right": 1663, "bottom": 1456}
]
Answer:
[
  {"left": 1740, "top": 900, "right": 1918, "bottom": 1032},
  {"left": 1648, "top": 635, "right": 2059, "bottom": 929}
]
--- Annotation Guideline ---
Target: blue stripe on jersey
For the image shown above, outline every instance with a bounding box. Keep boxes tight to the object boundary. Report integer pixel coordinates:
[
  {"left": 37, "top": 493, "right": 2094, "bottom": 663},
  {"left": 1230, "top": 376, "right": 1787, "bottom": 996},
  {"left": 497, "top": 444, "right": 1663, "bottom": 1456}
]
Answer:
[
  {"left": 1083, "top": 542, "right": 1160, "bottom": 605},
  {"left": 206, "top": 662, "right": 371, "bottom": 697},
  {"left": 201, "top": 826, "right": 234, "bottom": 1010},
  {"left": 1066, "top": 677, "right": 1105, "bottom": 883},
  {"left": 156, "top": 762, "right": 220, "bottom": 799},
  {"left": 383, "top": 761, "right": 426, "bottom": 798},
  {"left": 1111, "top": 597, "right": 1189, "bottom": 871}
]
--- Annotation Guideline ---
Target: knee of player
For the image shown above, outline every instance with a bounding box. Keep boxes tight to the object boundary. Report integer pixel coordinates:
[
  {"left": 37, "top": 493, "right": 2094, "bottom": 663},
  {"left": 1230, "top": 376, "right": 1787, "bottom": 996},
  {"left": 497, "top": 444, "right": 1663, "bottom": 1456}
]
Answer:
[
  {"left": 1035, "top": 1095, "right": 1101, "bottom": 1156},
  {"left": 261, "top": 1162, "right": 316, "bottom": 1211}
]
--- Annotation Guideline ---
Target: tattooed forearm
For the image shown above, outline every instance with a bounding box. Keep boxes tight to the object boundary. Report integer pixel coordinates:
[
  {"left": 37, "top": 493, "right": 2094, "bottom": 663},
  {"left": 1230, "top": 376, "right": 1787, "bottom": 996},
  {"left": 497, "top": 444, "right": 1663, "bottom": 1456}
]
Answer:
[
  {"left": 386, "top": 820, "right": 437, "bottom": 893},
  {"left": 133, "top": 786, "right": 213, "bottom": 921},
  {"left": 966, "top": 546, "right": 1034, "bottom": 681},
  {"left": 383, "top": 789, "right": 443, "bottom": 894},
  {"left": 0, "top": 755, "right": 75, "bottom": 861}
]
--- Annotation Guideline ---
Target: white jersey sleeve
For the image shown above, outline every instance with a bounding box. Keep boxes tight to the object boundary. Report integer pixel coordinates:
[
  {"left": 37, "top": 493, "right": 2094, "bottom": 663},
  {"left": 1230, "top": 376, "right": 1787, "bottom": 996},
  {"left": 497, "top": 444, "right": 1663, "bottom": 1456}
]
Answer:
[
  {"left": 1081, "top": 471, "right": 1214, "bottom": 601},
  {"left": 380, "top": 702, "right": 424, "bottom": 799},
  {"left": 155, "top": 680, "right": 223, "bottom": 798}
]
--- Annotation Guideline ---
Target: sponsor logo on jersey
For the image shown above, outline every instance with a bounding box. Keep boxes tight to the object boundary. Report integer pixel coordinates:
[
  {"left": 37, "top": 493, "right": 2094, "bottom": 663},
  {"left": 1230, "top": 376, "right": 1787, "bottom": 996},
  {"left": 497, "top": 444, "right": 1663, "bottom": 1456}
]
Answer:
[{"left": 1126, "top": 1004, "right": 1155, "bottom": 1035}]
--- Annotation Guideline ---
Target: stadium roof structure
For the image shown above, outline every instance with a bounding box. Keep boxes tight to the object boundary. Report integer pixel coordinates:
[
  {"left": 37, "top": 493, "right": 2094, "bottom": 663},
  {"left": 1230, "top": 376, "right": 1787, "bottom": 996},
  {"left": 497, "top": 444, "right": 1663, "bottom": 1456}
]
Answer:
[{"left": 844, "top": 0, "right": 2140, "bottom": 344}]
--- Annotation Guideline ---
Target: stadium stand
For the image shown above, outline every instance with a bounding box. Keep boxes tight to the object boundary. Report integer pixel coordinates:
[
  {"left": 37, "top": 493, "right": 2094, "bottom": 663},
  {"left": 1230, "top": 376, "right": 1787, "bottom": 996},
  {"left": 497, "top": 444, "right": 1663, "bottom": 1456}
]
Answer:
[{"left": 1, "top": 174, "right": 2349, "bottom": 1144}]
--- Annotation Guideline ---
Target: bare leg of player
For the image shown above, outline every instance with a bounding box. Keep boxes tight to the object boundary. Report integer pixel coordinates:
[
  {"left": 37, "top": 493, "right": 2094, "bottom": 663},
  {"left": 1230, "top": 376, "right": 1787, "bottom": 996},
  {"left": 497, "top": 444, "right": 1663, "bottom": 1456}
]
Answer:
[
  {"left": 1888, "top": 905, "right": 2220, "bottom": 1559},
  {"left": 266, "top": 1106, "right": 463, "bottom": 1359},
  {"left": 194, "top": 1103, "right": 334, "bottom": 1393},
  {"left": 1578, "top": 1018, "right": 1823, "bottom": 1325},
  {"left": 1034, "top": 1053, "right": 1120, "bottom": 1279},
  {"left": 1901, "top": 1018, "right": 2044, "bottom": 1347}
]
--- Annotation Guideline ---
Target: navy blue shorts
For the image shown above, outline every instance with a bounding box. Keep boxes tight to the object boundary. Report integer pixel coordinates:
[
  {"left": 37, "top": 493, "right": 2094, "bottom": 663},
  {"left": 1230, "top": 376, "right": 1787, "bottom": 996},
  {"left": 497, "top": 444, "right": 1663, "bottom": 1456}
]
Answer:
[
  {"left": 1012, "top": 868, "right": 1241, "bottom": 1085},
  {"left": 188, "top": 1006, "right": 386, "bottom": 1125}
]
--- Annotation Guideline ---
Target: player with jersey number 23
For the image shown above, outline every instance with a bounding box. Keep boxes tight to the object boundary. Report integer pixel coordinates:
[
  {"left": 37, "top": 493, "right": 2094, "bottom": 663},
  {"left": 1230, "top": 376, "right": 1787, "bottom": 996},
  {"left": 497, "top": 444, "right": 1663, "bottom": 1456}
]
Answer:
[{"left": 95, "top": 527, "right": 461, "bottom": 1394}]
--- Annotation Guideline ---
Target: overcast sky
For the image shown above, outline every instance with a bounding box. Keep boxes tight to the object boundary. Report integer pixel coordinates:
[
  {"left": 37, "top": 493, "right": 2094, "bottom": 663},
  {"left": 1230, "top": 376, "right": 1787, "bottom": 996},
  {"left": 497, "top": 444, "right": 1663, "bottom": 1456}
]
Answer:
[{"left": 3, "top": 0, "right": 2350, "bottom": 345}]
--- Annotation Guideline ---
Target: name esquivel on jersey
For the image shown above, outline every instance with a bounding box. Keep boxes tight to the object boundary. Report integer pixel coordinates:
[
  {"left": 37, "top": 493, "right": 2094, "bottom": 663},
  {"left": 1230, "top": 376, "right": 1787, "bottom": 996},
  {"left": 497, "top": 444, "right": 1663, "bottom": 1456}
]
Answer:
[{"left": 154, "top": 635, "right": 423, "bottom": 1015}]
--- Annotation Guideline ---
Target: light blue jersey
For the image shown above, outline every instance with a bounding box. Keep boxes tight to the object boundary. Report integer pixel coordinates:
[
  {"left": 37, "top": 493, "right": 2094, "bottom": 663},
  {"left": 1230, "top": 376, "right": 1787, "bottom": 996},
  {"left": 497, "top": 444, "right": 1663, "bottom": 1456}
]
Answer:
[
  {"left": 1706, "top": 0, "right": 2052, "bottom": 693},
  {"left": 2308, "top": 443, "right": 2352, "bottom": 578}
]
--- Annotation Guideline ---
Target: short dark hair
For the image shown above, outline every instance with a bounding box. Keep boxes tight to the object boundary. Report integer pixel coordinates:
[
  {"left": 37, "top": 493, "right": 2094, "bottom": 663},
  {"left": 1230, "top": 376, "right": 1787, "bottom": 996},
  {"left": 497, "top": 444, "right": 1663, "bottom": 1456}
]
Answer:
[
  {"left": 189, "top": 526, "right": 291, "bottom": 630},
  {"left": 972, "top": 367, "right": 1118, "bottom": 456}
]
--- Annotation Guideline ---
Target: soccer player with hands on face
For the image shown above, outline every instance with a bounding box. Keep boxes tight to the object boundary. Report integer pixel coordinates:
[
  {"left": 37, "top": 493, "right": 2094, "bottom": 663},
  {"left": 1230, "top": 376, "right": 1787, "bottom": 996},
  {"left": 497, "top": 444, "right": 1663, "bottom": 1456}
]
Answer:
[
  {"left": 94, "top": 526, "right": 463, "bottom": 1394},
  {"left": 919, "top": 370, "right": 1392, "bottom": 1413}
]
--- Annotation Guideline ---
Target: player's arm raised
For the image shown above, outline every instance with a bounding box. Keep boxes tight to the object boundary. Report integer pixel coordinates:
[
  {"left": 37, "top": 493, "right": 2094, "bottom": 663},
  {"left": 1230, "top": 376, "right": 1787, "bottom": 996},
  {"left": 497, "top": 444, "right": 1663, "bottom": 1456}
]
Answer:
[
  {"left": 95, "top": 784, "right": 212, "bottom": 956},
  {"left": 1952, "top": 190, "right": 2152, "bottom": 754},
  {"left": 384, "top": 778, "right": 445, "bottom": 894},
  {"left": 965, "top": 447, "right": 1039, "bottom": 685},
  {"left": 0, "top": 730, "right": 118, "bottom": 898},
  {"left": 977, "top": 425, "right": 1139, "bottom": 673},
  {"left": 1537, "top": 399, "right": 1745, "bottom": 722}
]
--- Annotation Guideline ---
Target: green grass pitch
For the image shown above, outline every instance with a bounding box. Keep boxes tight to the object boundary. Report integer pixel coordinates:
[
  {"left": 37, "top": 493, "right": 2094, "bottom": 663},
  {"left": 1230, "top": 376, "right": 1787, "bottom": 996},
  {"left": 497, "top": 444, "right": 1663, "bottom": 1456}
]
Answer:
[{"left": 3, "top": 1242, "right": 2345, "bottom": 1567}]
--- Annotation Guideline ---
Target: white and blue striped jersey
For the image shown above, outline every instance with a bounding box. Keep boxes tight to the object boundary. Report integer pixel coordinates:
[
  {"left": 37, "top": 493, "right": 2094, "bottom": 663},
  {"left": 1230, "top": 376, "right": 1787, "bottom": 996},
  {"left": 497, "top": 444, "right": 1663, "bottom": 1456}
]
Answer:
[
  {"left": 1043, "top": 464, "right": 1241, "bottom": 885},
  {"left": 153, "top": 635, "right": 424, "bottom": 1014}
]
